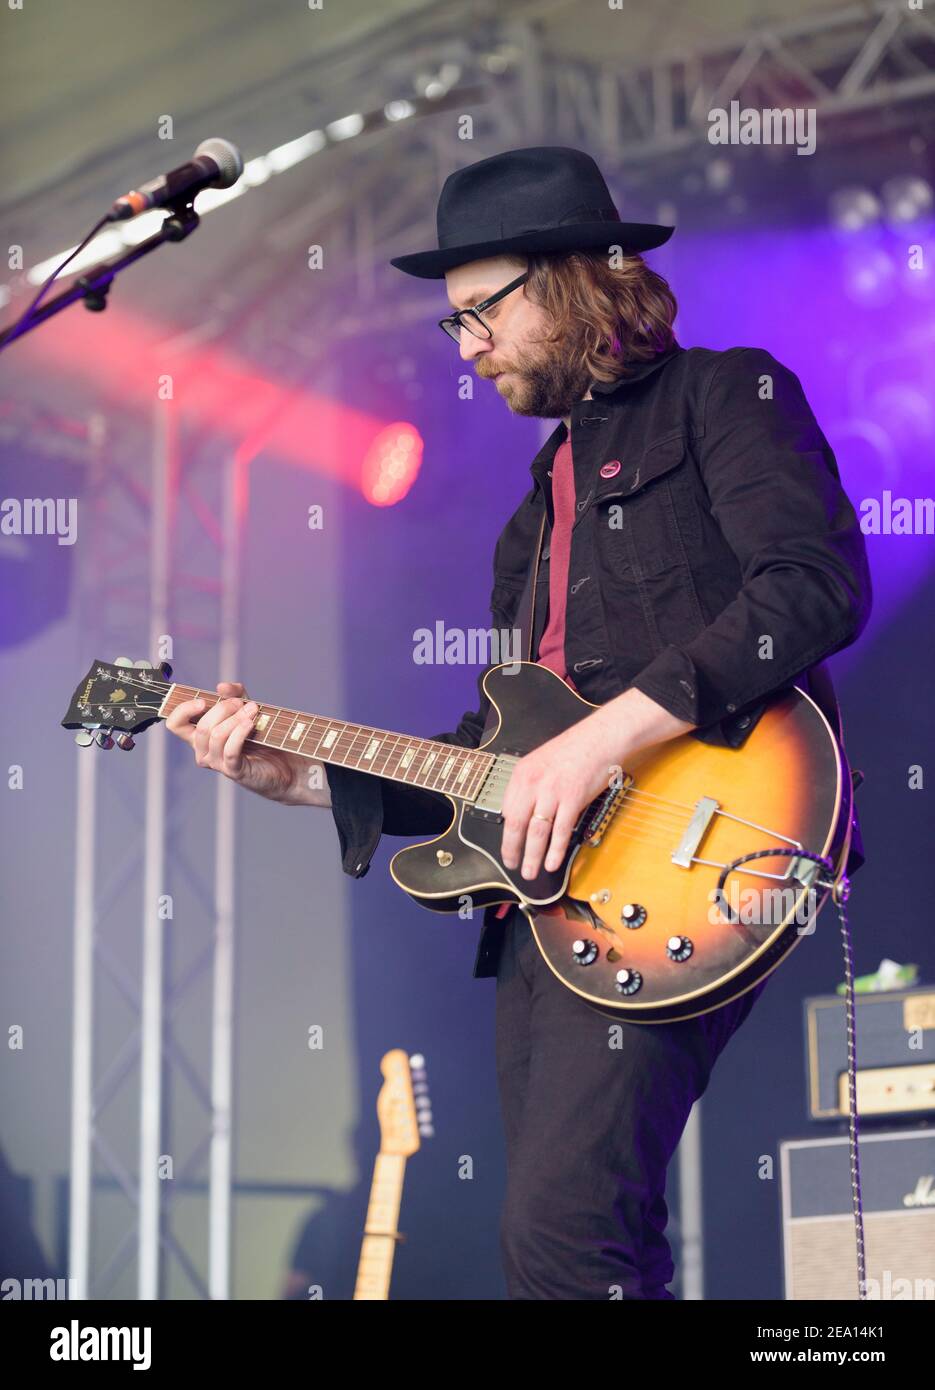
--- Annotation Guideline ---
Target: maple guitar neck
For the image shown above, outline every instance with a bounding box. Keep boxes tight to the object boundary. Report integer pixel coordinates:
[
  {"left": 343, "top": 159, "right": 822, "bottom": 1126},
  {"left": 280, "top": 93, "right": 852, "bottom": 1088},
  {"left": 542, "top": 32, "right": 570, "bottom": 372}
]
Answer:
[
  {"left": 158, "top": 683, "right": 495, "bottom": 802},
  {"left": 352, "top": 1152, "right": 407, "bottom": 1302}
]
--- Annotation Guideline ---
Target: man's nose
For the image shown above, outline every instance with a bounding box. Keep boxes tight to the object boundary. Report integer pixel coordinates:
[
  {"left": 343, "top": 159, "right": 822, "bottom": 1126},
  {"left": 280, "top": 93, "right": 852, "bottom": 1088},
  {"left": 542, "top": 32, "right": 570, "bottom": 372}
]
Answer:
[{"left": 460, "top": 330, "right": 492, "bottom": 363}]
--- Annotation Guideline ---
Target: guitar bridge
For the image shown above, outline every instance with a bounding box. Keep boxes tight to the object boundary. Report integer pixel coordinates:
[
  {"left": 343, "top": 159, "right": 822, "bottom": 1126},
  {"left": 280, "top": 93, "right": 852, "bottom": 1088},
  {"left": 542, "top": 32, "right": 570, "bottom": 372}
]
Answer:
[{"left": 580, "top": 779, "right": 631, "bottom": 846}]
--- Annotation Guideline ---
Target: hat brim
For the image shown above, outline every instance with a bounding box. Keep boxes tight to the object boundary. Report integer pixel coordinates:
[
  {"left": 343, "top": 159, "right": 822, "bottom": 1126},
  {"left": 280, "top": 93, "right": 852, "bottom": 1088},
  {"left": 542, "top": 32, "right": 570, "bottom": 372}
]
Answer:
[{"left": 389, "top": 221, "right": 674, "bottom": 279}]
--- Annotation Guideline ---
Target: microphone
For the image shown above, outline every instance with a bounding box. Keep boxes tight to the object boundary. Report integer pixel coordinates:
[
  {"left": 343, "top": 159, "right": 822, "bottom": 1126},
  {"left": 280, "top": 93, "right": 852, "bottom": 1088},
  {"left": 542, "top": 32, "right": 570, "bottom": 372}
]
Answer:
[{"left": 106, "top": 138, "right": 244, "bottom": 222}]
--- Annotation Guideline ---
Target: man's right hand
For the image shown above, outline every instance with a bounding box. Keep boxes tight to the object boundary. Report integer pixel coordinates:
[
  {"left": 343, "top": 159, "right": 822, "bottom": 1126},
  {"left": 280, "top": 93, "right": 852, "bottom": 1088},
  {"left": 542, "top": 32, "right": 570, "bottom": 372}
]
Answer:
[{"left": 165, "top": 680, "right": 331, "bottom": 807}]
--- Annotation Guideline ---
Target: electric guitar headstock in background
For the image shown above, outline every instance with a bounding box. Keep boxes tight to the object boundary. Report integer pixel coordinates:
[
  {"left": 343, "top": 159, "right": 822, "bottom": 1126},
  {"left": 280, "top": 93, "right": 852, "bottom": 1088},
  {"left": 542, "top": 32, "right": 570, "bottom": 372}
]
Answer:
[
  {"left": 353, "top": 1050, "right": 433, "bottom": 1301},
  {"left": 374, "top": 1049, "right": 434, "bottom": 1157}
]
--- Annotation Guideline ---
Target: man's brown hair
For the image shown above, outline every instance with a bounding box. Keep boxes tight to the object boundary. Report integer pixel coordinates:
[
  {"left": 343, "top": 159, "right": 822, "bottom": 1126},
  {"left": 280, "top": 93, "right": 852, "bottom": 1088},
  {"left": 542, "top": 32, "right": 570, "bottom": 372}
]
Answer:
[{"left": 506, "top": 249, "right": 678, "bottom": 383}]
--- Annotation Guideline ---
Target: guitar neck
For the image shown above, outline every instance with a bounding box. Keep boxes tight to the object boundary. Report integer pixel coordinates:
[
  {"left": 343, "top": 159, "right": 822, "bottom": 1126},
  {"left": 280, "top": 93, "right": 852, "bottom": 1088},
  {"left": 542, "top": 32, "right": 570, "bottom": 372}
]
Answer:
[
  {"left": 159, "top": 684, "right": 495, "bottom": 802},
  {"left": 353, "top": 1152, "right": 407, "bottom": 1301}
]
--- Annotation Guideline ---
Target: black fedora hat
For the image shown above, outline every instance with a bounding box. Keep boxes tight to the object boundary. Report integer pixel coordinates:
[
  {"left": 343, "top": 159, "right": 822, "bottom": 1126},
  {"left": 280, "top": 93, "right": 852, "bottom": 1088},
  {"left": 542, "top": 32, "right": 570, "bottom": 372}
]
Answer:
[{"left": 390, "top": 146, "right": 674, "bottom": 280}]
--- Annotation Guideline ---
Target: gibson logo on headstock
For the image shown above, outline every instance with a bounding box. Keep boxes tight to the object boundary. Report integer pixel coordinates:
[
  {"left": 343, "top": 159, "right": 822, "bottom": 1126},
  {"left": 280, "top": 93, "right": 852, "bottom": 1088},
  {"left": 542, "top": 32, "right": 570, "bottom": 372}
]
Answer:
[{"left": 80, "top": 680, "right": 93, "bottom": 704}]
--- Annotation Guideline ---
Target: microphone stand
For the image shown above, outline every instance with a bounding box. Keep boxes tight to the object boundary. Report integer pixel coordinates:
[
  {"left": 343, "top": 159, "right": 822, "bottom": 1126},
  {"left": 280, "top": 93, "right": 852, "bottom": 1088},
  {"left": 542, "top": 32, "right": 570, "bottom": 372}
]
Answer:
[{"left": 0, "top": 199, "right": 201, "bottom": 353}]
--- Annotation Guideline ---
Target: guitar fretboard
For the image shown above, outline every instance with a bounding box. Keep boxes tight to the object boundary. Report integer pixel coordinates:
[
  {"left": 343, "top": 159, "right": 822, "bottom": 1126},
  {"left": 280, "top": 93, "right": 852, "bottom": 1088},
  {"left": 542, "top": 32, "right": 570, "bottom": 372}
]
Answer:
[
  {"left": 353, "top": 1152, "right": 406, "bottom": 1301},
  {"left": 159, "top": 685, "right": 496, "bottom": 802}
]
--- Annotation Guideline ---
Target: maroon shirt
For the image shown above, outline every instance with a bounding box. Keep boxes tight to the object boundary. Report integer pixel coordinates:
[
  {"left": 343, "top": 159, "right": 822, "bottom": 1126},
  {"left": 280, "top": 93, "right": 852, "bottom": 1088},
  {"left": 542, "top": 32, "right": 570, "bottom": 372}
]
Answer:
[{"left": 495, "top": 436, "right": 578, "bottom": 918}]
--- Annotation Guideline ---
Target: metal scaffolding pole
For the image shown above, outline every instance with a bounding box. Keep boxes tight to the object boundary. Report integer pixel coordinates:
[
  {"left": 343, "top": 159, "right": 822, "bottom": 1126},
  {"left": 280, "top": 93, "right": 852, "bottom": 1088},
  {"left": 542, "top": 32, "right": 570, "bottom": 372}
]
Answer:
[
  {"left": 208, "top": 452, "right": 243, "bottom": 1300},
  {"left": 68, "top": 736, "right": 97, "bottom": 1300},
  {"left": 138, "top": 399, "right": 173, "bottom": 1299}
]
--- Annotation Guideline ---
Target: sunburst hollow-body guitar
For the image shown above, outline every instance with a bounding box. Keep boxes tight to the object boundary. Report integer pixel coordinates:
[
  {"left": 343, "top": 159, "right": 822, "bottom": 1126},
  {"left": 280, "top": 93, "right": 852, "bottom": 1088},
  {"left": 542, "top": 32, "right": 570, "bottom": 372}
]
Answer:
[{"left": 63, "top": 657, "right": 853, "bottom": 1023}]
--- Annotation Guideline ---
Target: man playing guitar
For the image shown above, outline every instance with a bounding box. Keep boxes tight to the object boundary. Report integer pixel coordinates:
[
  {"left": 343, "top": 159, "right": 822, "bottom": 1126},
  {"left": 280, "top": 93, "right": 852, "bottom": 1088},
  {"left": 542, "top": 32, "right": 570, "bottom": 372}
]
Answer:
[{"left": 166, "top": 147, "right": 871, "bottom": 1299}]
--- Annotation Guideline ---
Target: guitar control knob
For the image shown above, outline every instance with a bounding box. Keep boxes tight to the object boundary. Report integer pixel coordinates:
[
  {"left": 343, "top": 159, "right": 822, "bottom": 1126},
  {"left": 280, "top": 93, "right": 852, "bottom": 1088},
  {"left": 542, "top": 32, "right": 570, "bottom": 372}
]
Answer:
[
  {"left": 666, "top": 935, "right": 693, "bottom": 962},
  {"left": 620, "top": 902, "right": 647, "bottom": 928},
  {"left": 571, "top": 938, "right": 598, "bottom": 966},
  {"left": 614, "top": 967, "right": 643, "bottom": 996}
]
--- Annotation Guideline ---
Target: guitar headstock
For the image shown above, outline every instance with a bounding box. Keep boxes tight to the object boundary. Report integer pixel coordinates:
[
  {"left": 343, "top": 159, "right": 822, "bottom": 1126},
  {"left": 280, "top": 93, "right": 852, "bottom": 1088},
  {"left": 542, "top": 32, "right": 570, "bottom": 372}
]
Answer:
[
  {"left": 375, "top": 1050, "right": 434, "bottom": 1157},
  {"left": 61, "top": 657, "right": 172, "bottom": 750}
]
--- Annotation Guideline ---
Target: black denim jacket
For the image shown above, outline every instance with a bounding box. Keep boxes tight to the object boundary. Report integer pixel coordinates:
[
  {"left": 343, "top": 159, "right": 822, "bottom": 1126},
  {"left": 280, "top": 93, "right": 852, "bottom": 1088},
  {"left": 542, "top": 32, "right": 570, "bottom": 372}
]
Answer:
[{"left": 324, "top": 343, "right": 872, "bottom": 977}]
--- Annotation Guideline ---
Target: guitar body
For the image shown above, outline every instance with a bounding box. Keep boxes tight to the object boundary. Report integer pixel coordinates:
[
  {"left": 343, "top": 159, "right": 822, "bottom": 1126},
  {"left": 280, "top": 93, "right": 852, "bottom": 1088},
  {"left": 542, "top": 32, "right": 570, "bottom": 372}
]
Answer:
[{"left": 390, "top": 662, "right": 851, "bottom": 1022}]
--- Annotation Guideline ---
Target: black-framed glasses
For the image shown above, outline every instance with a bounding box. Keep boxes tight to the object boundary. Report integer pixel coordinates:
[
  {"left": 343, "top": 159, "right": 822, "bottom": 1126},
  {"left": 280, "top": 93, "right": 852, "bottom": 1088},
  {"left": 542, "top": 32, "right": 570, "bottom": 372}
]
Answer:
[{"left": 438, "top": 272, "right": 529, "bottom": 343}]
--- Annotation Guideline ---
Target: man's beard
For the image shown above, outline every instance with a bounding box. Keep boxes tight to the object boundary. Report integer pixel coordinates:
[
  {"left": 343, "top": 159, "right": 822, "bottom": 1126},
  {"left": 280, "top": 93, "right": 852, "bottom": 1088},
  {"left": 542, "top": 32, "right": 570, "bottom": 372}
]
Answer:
[{"left": 492, "top": 328, "right": 595, "bottom": 419}]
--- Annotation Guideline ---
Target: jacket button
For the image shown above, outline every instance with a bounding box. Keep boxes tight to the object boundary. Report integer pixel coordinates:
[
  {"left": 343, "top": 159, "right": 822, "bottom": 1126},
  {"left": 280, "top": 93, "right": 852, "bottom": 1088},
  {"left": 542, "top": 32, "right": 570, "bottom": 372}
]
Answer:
[
  {"left": 599, "top": 460, "right": 621, "bottom": 478},
  {"left": 726, "top": 703, "right": 737, "bottom": 713}
]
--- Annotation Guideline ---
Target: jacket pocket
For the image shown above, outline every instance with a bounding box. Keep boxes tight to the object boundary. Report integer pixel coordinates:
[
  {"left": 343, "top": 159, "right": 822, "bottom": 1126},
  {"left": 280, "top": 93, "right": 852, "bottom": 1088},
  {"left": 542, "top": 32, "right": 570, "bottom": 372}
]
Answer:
[
  {"left": 490, "top": 573, "right": 525, "bottom": 631},
  {"left": 592, "top": 436, "right": 699, "bottom": 579}
]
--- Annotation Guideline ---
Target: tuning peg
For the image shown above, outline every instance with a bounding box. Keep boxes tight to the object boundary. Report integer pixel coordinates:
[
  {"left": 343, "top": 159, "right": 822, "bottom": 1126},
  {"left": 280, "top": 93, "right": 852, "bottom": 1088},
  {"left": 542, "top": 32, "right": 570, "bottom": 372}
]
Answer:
[
  {"left": 74, "top": 729, "right": 95, "bottom": 747},
  {"left": 95, "top": 730, "right": 115, "bottom": 749},
  {"left": 114, "top": 656, "right": 133, "bottom": 667},
  {"left": 134, "top": 659, "right": 153, "bottom": 669},
  {"left": 159, "top": 661, "right": 173, "bottom": 679},
  {"left": 115, "top": 733, "right": 135, "bottom": 751}
]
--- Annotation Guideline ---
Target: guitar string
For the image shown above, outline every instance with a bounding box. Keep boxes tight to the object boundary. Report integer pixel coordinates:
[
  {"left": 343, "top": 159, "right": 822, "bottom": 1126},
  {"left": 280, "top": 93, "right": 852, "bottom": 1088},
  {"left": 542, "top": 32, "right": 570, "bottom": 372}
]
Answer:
[
  {"left": 77, "top": 677, "right": 804, "bottom": 896},
  {"left": 81, "top": 675, "right": 797, "bottom": 859},
  {"left": 79, "top": 671, "right": 715, "bottom": 824},
  {"left": 78, "top": 673, "right": 705, "bottom": 831}
]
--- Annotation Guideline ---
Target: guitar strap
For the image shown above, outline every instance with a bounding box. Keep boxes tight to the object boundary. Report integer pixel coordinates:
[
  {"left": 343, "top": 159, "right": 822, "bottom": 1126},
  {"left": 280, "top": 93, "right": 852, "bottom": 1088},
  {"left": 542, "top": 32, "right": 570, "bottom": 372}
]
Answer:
[{"left": 480, "top": 506, "right": 547, "bottom": 741}]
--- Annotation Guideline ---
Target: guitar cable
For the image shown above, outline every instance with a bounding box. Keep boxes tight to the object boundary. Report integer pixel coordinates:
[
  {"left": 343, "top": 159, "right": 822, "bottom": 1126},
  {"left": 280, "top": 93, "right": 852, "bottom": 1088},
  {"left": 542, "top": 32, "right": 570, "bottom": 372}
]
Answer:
[{"left": 715, "top": 847, "right": 866, "bottom": 1301}]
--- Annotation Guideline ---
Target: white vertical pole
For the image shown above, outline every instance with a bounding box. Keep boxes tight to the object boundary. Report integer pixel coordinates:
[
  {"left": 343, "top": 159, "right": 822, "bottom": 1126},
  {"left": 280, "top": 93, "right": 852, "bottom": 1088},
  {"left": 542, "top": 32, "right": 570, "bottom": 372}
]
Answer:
[
  {"left": 678, "top": 1101, "right": 704, "bottom": 1299},
  {"left": 138, "top": 399, "right": 172, "bottom": 1299},
  {"left": 209, "top": 453, "right": 241, "bottom": 1299},
  {"left": 69, "top": 410, "right": 107, "bottom": 1300},
  {"left": 68, "top": 743, "right": 97, "bottom": 1299}
]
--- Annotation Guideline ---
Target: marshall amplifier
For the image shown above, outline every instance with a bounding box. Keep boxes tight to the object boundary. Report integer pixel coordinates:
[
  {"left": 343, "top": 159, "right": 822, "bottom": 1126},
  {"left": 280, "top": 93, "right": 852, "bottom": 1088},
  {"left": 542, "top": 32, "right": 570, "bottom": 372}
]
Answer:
[
  {"left": 780, "top": 1128, "right": 935, "bottom": 1300},
  {"left": 804, "top": 987, "right": 935, "bottom": 1120}
]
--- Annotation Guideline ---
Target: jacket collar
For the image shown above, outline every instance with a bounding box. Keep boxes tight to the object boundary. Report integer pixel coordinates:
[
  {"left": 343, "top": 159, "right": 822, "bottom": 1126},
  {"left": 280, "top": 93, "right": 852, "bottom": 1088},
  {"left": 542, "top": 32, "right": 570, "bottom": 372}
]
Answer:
[
  {"left": 528, "top": 341, "right": 683, "bottom": 491},
  {"left": 589, "top": 340, "right": 682, "bottom": 396}
]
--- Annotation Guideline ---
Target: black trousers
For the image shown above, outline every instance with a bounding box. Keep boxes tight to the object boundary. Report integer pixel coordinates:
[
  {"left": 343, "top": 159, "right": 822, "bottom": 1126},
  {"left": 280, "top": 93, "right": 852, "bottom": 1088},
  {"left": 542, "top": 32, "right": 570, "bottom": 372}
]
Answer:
[{"left": 494, "top": 909, "right": 768, "bottom": 1300}]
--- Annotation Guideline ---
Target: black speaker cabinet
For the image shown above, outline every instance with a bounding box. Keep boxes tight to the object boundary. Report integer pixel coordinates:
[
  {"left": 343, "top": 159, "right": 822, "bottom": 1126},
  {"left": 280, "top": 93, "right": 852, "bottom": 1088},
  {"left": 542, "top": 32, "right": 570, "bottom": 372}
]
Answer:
[{"left": 780, "top": 1128, "right": 935, "bottom": 1300}]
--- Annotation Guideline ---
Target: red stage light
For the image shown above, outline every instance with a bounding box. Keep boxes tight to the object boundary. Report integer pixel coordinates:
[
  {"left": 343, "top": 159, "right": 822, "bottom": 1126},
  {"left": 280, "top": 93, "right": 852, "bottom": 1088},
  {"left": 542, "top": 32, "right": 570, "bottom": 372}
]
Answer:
[{"left": 360, "top": 422, "right": 423, "bottom": 506}]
